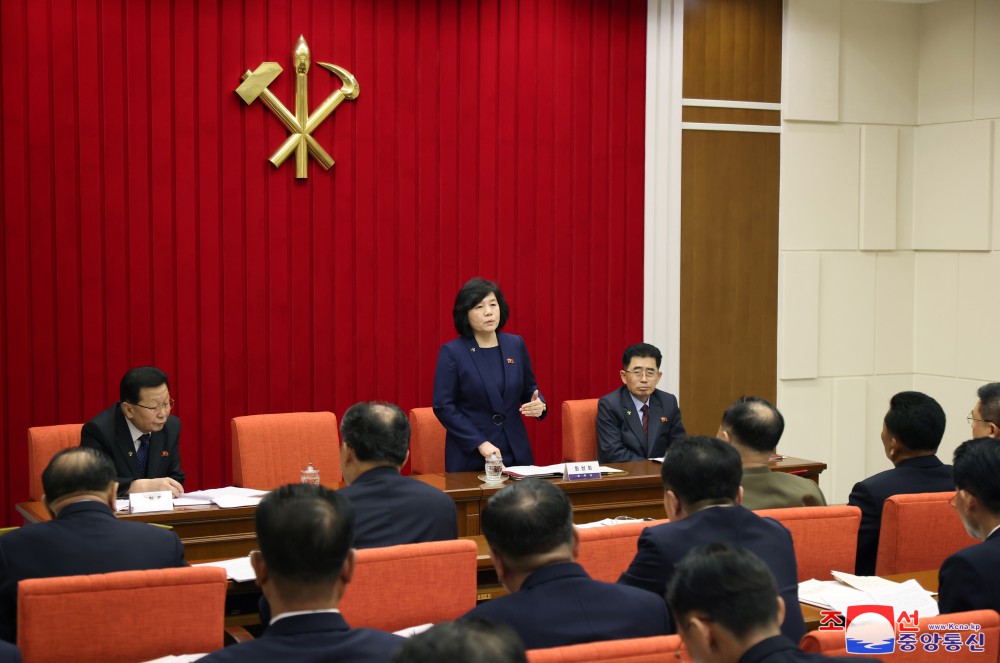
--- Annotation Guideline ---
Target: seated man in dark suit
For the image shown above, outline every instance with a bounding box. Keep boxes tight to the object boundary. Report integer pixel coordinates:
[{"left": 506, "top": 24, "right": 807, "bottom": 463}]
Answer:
[
  {"left": 596, "top": 343, "right": 686, "bottom": 462},
  {"left": 81, "top": 366, "right": 185, "bottom": 497},
  {"left": 969, "top": 383, "right": 1000, "bottom": 439},
  {"left": 938, "top": 438, "right": 1000, "bottom": 614},
  {"left": 199, "top": 484, "right": 404, "bottom": 662},
  {"left": 0, "top": 447, "right": 185, "bottom": 643},
  {"left": 618, "top": 436, "right": 806, "bottom": 644},
  {"left": 339, "top": 401, "right": 457, "bottom": 548},
  {"left": 848, "top": 391, "right": 954, "bottom": 575},
  {"left": 460, "top": 479, "right": 670, "bottom": 649},
  {"left": 668, "top": 543, "right": 862, "bottom": 663},
  {"left": 0, "top": 640, "right": 19, "bottom": 663},
  {"left": 393, "top": 620, "right": 527, "bottom": 663},
  {"left": 718, "top": 396, "right": 826, "bottom": 510}
]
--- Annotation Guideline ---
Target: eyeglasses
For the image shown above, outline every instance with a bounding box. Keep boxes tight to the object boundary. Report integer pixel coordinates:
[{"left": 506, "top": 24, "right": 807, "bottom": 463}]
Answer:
[
  {"left": 967, "top": 411, "right": 995, "bottom": 426},
  {"left": 626, "top": 369, "right": 659, "bottom": 379},
  {"left": 130, "top": 398, "right": 175, "bottom": 413}
]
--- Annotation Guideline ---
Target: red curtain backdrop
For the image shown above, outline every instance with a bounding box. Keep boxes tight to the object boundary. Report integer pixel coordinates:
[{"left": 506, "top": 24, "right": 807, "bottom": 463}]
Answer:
[{"left": 0, "top": 0, "right": 647, "bottom": 523}]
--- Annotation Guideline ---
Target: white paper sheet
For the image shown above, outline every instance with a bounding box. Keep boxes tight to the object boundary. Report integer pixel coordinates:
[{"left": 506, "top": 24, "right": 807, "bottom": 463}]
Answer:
[
  {"left": 193, "top": 556, "right": 257, "bottom": 582},
  {"left": 505, "top": 464, "right": 625, "bottom": 478},
  {"left": 179, "top": 486, "right": 268, "bottom": 508}
]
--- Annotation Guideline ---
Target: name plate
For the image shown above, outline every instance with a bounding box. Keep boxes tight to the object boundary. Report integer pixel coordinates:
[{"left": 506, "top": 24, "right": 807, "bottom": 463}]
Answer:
[
  {"left": 129, "top": 490, "right": 174, "bottom": 514},
  {"left": 565, "top": 461, "right": 601, "bottom": 481}
]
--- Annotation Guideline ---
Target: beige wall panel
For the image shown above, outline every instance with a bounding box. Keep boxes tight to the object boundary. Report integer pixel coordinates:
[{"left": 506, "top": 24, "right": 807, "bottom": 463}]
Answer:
[
  {"left": 777, "top": 378, "right": 833, "bottom": 499},
  {"left": 865, "top": 374, "right": 915, "bottom": 477},
  {"left": 918, "top": 0, "right": 975, "bottom": 124},
  {"left": 781, "top": 123, "right": 861, "bottom": 250},
  {"left": 912, "top": 374, "right": 980, "bottom": 465},
  {"left": 831, "top": 377, "right": 868, "bottom": 504},
  {"left": 818, "top": 252, "right": 876, "bottom": 377},
  {"left": 956, "top": 252, "right": 1000, "bottom": 381},
  {"left": 913, "top": 252, "right": 959, "bottom": 376},
  {"left": 994, "top": 123, "right": 1000, "bottom": 249},
  {"left": 874, "top": 252, "right": 914, "bottom": 375},
  {"left": 785, "top": 0, "right": 841, "bottom": 122},
  {"left": 860, "top": 126, "right": 899, "bottom": 250},
  {"left": 974, "top": 0, "right": 1000, "bottom": 119},
  {"left": 840, "top": 0, "right": 918, "bottom": 126},
  {"left": 896, "top": 127, "right": 915, "bottom": 250},
  {"left": 779, "top": 252, "right": 820, "bottom": 380},
  {"left": 913, "top": 121, "right": 992, "bottom": 250}
]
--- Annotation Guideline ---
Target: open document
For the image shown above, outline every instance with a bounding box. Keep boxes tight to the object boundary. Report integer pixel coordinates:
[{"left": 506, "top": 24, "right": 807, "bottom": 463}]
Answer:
[
  {"left": 177, "top": 487, "right": 269, "bottom": 509},
  {"left": 193, "top": 556, "right": 256, "bottom": 582},
  {"left": 799, "top": 571, "right": 938, "bottom": 618},
  {"left": 504, "top": 464, "right": 625, "bottom": 479}
]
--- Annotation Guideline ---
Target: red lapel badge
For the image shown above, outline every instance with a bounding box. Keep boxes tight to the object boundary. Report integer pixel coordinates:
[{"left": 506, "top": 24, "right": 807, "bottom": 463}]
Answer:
[
  {"left": 507, "top": 358, "right": 515, "bottom": 364},
  {"left": 161, "top": 451, "right": 170, "bottom": 457},
  {"left": 661, "top": 417, "right": 668, "bottom": 423}
]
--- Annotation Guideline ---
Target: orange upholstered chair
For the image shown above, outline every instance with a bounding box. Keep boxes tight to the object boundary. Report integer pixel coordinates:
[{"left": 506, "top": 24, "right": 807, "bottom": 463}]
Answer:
[
  {"left": 408, "top": 407, "right": 446, "bottom": 474},
  {"left": 875, "top": 491, "right": 978, "bottom": 576},
  {"left": 27, "top": 423, "right": 84, "bottom": 500},
  {"left": 339, "top": 539, "right": 477, "bottom": 632},
  {"left": 800, "top": 609, "right": 1000, "bottom": 661},
  {"left": 755, "top": 506, "right": 861, "bottom": 581},
  {"left": 17, "top": 566, "right": 227, "bottom": 663},
  {"left": 527, "top": 635, "right": 688, "bottom": 662},
  {"left": 576, "top": 520, "right": 669, "bottom": 582},
  {"left": 562, "top": 399, "right": 600, "bottom": 461},
  {"left": 231, "top": 411, "right": 341, "bottom": 490}
]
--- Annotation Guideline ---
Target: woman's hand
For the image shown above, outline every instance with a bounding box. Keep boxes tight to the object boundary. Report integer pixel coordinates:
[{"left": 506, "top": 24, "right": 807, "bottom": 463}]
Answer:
[
  {"left": 478, "top": 441, "right": 502, "bottom": 458},
  {"left": 519, "top": 390, "right": 546, "bottom": 418}
]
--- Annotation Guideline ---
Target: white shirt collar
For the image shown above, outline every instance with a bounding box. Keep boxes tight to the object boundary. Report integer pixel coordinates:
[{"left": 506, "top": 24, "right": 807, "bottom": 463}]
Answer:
[
  {"left": 269, "top": 609, "right": 341, "bottom": 626},
  {"left": 124, "top": 416, "right": 146, "bottom": 452},
  {"left": 629, "top": 392, "right": 649, "bottom": 415},
  {"left": 987, "top": 523, "right": 1000, "bottom": 540}
]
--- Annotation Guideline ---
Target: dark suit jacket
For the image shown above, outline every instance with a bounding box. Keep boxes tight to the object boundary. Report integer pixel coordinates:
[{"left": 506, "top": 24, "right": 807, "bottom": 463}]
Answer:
[
  {"left": 937, "top": 528, "right": 1000, "bottom": 615},
  {"left": 197, "top": 612, "right": 403, "bottom": 663},
  {"left": 0, "top": 501, "right": 186, "bottom": 643},
  {"left": 738, "top": 636, "right": 868, "bottom": 663},
  {"left": 81, "top": 402, "right": 185, "bottom": 495},
  {"left": 596, "top": 386, "right": 685, "bottom": 462},
  {"left": 0, "top": 641, "right": 19, "bottom": 663},
  {"left": 461, "top": 562, "right": 670, "bottom": 649},
  {"left": 433, "top": 332, "right": 546, "bottom": 472},
  {"left": 618, "top": 505, "right": 806, "bottom": 644},
  {"left": 339, "top": 466, "right": 458, "bottom": 548},
  {"left": 847, "top": 455, "right": 954, "bottom": 575}
]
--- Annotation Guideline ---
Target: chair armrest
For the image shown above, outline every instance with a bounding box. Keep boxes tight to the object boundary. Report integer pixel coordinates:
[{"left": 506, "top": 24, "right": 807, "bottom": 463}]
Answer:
[{"left": 224, "top": 626, "right": 255, "bottom": 645}]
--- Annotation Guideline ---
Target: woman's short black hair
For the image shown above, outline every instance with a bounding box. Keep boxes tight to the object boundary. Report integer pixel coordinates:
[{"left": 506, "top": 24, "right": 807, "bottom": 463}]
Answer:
[{"left": 452, "top": 277, "right": 510, "bottom": 338}]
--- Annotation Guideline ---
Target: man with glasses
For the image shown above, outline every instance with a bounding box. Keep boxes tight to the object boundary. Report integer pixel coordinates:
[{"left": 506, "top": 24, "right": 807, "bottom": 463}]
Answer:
[
  {"left": 596, "top": 343, "right": 686, "bottom": 462},
  {"left": 969, "top": 383, "right": 1000, "bottom": 439},
  {"left": 81, "top": 366, "right": 185, "bottom": 496}
]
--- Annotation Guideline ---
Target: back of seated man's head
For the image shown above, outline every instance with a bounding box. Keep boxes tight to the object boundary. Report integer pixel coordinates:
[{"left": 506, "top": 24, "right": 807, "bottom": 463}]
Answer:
[
  {"left": 480, "top": 479, "right": 574, "bottom": 567},
  {"left": 952, "top": 438, "right": 1000, "bottom": 539},
  {"left": 42, "top": 447, "right": 116, "bottom": 508},
  {"left": 255, "top": 484, "right": 354, "bottom": 599},
  {"left": 719, "top": 396, "right": 784, "bottom": 455},
  {"left": 392, "top": 620, "right": 527, "bottom": 663},
  {"left": 973, "top": 383, "right": 1000, "bottom": 439},
  {"left": 667, "top": 543, "right": 783, "bottom": 663},
  {"left": 884, "top": 391, "right": 946, "bottom": 454},
  {"left": 662, "top": 436, "right": 742, "bottom": 512},
  {"left": 340, "top": 401, "right": 410, "bottom": 467}
]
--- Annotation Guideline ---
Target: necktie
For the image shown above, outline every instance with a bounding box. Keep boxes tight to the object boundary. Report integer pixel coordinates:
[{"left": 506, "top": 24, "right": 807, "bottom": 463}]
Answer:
[
  {"left": 641, "top": 404, "right": 649, "bottom": 439},
  {"left": 137, "top": 433, "right": 150, "bottom": 477}
]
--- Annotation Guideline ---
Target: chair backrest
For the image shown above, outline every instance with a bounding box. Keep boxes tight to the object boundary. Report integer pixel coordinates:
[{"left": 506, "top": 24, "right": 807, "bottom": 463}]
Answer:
[
  {"left": 576, "top": 520, "right": 670, "bottom": 583},
  {"left": 800, "top": 609, "right": 1000, "bottom": 661},
  {"left": 27, "top": 424, "right": 84, "bottom": 501},
  {"left": 231, "top": 411, "right": 341, "bottom": 490},
  {"left": 876, "top": 491, "right": 979, "bottom": 575},
  {"left": 754, "top": 505, "right": 861, "bottom": 581},
  {"left": 18, "top": 566, "right": 227, "bottom": 663},
  {"left": 527, "top": 635, "right": 687, "bottom": 662},
  {"left": 339, "top": 539, "right": 478, "bottom": 632},
  {"left": 408, "top": 407, "right": 446, "bottom": 474},
  {"left": 562, "top": 399, "right": 600, "bottom": 461}
]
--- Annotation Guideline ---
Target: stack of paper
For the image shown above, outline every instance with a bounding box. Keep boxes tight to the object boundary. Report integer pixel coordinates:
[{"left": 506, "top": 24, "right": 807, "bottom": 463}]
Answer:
[
  {"left": 178, "top": 487, "right": 269, "bottom": 509},
  {"left": 193, "top": 556, "right": 256, "bottom": 582},
  {"left": 504, "top": 464, "right": 626, "bottom": 479},
  {"left": 799, "top": 571, "right": 938, "bottom": 617}
]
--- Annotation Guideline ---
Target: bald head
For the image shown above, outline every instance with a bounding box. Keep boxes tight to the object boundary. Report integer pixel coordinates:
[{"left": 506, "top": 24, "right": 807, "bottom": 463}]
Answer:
[
  {"left": 340, "top": 401, "right": 410, "bottom": 466},
  {"left": 42, "top": 447, "right": 117, "bottom": 510},
  {"left": 720, "top": 397, "right": 785, "bottom": 455}
]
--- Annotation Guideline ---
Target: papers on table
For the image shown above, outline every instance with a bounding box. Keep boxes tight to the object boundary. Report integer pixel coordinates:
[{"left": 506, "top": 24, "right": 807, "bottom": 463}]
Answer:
[
  {"left": 178, "top": 487, "right": 269, "bottom": 509},
  {"left": 576, "top": 517, "right": 654, "bottom": 529},
  {"left": 193, "top": 556, "right": 257, "bottom": 583},
  {"left": 393, "top": 623, "right": 434, "bottom": 638},
  {"left": 140, "top": 655, "right": 207, "bottom": 662},
  {"left": 504, "top": 464, "right": 626, "bottom": 479},
  {"left": 799, "top": 573, "right": 938, "bottom": 618}
]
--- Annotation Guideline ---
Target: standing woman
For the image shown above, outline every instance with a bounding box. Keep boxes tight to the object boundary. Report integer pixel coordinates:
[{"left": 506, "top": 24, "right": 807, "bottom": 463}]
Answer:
[{"left": 433, "top": 278, "right": 547, "bottom": 472}]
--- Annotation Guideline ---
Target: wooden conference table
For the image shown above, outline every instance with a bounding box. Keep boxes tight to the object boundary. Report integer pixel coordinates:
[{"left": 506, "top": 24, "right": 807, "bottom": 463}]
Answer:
[{"left": 16, "top": 457, "right": 826, "bottom": 562}]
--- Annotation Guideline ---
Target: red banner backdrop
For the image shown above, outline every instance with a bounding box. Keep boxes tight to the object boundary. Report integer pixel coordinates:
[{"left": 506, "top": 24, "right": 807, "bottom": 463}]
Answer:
[{"left": 0, "top": 0, "right": 647, "bottom": 523}]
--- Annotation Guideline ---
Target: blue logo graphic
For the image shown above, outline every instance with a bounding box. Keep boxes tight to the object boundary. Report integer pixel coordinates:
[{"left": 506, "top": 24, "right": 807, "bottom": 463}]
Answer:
[{"left": 845, "top": 605, "right": 895, "bottom": 655}]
